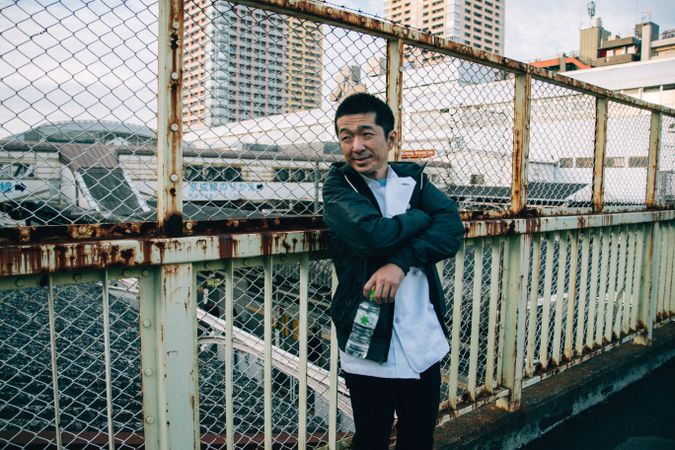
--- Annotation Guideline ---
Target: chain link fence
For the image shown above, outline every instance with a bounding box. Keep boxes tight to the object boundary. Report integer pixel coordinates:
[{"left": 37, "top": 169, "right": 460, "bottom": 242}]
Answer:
[
  {"left": 0, "top": 278, "right": 143, "bottom": 449},
  {"left": 3, "top": 0, "right": 672, "bottom": 228},
  {"left": 195, "top": 260, "right": 342, "bottom": 450},
  {"left": 529, "top": 81, "right": 596, "bottom": 208},
  {"left": 0, "top": 0, "right": 158, "bottom": 226},
  {"left": 658, "top": 115, "right": 675, "bottom": 207},
  {"left": 1, "top": 0, "right": 675, "bottom": 448},
  {"left": 181, "top": 2, "right": 388, "bottom": 219},
  {"left": 401, "top": 48, "right": 515, "bottom": 211},
  {"left": 439, "top": 237, "right": 504, "bottom": 405},
  {"left": 523, "top": 224, "right": 649, "bottom": 379},
  {"left": 604, "top": 102, "right": 651, "bottom": 208}
]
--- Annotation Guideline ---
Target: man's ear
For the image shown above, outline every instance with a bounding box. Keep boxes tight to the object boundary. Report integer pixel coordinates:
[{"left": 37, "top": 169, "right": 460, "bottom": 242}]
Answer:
[{"left": 387, "top": 130, "right": 398, "bottom": 149}]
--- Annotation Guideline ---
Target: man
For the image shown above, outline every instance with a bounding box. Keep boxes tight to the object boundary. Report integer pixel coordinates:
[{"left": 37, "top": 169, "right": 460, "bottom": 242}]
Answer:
[{"left": 323, "top": 93, "right": 464, "bottom": 449}]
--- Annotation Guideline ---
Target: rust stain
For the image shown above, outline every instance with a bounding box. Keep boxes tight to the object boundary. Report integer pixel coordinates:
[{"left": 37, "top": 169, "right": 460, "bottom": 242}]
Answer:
[
  {"left": 524, "top": 218, "right": 541, "bottom": 235},
  {"left": 0, "top": 216, "right": 329, "bottom": 247},
  {"left": 142, "top": 239, "right": 154, "bottom": 266},
  {"left": 154, "top": 241, "right": 168, "bottom": 263},
  {"left": 120, "top": 248, "right": 135, "bottom": 265},
  {"left": 465, "top": 219, "right": 518, "bottom": 238},
  {"left": 273, "top": 234, "right": 292, "bottom": 253},
  {"left": 0, "top": 221, "right": 162, "bottom": 246},
  {"left": 0, "top": 246, "right": 39, "bottom": 276},
  {"left": 260, "top": 232, "right": 273, "bottom": 256},
  {"left": 303, "top": 229, "right": 329, "bottom": 252},
  {"left": 218, "top": 235, "right": 233, "bottom": 260},
  {"left": 162, "top": 213, "right": 183, "bottom": 237}
]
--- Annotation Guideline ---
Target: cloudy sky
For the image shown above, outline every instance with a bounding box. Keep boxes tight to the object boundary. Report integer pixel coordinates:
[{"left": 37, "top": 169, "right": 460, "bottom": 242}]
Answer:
[
  {"left": 1, "top": 0, "right": 674, "bottom": 137},
  {"left": 336, "top": 0, "right": 675, "bottom": 62}
]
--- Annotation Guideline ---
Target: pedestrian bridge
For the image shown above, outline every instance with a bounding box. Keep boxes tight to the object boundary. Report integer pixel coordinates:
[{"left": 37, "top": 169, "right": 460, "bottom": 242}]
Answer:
[{"left": 0, "top": 1, "right": 674, "bottom": 449}]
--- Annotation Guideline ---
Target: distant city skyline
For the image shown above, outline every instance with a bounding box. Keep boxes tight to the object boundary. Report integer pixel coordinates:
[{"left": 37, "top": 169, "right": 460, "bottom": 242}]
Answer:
[
  {"left": 384, "top": 0, "right": 505, "bottom": 60},
  {"left": 337, "top": 0, "right": 675, "bottom": 62}
]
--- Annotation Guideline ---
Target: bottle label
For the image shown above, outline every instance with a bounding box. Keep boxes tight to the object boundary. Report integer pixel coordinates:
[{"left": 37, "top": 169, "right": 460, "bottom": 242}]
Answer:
[{"left": 344, "top": 290, "right": 380, "bottom": 358}]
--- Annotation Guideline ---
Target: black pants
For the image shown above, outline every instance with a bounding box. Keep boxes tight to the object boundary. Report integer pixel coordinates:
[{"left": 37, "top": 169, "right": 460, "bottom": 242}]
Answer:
[{"left": 343, "top": 363, "right": 441, "bottom": 450}]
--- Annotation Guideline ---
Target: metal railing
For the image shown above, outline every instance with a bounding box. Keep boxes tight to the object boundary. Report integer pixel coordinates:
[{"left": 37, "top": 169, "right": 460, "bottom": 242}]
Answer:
[
  {"left": 1, "top": 213, "right": 673, "bottom": 449},
  {"left": 1, "top": 0, "right": 674, "bottom": 449}
]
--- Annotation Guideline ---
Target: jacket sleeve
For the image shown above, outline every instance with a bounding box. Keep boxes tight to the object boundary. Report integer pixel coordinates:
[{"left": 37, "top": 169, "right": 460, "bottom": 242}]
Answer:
[
  {"left": 386, "top": 173, "right": 465, "bottom": 273},
  {"left": 323, "top": 172, "right": 432, "bottom": 258}
]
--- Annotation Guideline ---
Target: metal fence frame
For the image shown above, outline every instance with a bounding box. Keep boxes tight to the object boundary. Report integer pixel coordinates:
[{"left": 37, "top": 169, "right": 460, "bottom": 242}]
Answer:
[{"left": 1, "top": 0, "right": 675, "bottom": 449}]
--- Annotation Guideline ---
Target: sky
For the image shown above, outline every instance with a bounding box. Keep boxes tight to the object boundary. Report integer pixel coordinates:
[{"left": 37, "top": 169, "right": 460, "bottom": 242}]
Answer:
[
  {"left": 334, "top": 0, "right": 675, "bottom": 62},
  {"left": 1, "top": 0, "right": 674, "bottom": 137}
]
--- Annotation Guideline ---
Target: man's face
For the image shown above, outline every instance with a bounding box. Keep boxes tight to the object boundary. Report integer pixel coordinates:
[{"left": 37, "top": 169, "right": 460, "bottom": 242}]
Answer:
[{"left": 336, "top": 112, "right": 396, "bottom": 180}]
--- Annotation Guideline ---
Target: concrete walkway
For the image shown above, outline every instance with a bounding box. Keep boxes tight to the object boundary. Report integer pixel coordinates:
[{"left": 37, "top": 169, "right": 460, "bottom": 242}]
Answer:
[
  {"left": 522, "top": 356, "right": 675, "bottom": 450},
  {"left": 433, "top": 322, "right": 675, "bottom": 449}
]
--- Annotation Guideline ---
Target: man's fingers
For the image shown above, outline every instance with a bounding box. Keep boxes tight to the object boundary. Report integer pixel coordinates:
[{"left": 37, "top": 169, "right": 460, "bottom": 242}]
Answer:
[
  {"left": 387, "top": 284, "right": 398, "bottom": 302},
  {"left": 363, "top": 264, "right": 405, "bottom": 303},
  {"left": 374, "top": 282, "right": 385, "bottom": 303},
  {"left": 363, "top": 277, "right": 374, "bottom": 299}
]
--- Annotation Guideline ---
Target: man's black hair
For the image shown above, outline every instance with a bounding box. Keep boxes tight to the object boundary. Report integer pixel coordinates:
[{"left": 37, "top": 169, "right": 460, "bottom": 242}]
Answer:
[{"left": 334, "top": 93, "right": 395, "bottom": 137}]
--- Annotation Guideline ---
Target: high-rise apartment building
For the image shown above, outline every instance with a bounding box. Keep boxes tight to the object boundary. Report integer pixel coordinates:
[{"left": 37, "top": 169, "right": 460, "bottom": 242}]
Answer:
[
  {"left": 384, "top": 0, "right": 505, "bottom": 55},
  {"left": 183, "top": 1, "right": 323, "bottom": 128},
  {"left": 285, "top": 17, "right": 323, "bottom": 112}
]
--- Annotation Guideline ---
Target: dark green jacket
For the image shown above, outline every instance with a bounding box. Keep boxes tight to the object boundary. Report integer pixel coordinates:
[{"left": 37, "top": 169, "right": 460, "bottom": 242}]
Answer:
[{"left": 322, "top": 162, "right": 465, "bottom": 363}]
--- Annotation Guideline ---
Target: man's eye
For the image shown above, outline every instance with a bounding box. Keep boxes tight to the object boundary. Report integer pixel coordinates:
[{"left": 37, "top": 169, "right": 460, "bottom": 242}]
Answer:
[{"left": 341, "top": 136, "right": 352, "bottom": 142}]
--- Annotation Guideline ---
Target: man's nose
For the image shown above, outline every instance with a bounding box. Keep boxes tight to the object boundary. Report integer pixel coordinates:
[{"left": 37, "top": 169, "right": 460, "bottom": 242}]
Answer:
[{"left": 352, "top": 135, "right": 366, "bottom": 151}]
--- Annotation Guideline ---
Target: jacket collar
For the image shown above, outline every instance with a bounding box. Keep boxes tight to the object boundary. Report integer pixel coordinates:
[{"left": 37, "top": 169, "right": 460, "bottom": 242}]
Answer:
[
  {"left": 331, "top": 162, "right": 425, "bottom": 215},
  {"left": 332, "top": 161, "right": 424, "bottom": 178}
]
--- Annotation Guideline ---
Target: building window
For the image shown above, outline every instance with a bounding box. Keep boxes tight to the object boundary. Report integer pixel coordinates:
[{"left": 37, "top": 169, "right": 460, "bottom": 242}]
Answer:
[
  {"left": 323, "top": 142, "right": 341, "bottom": 154},
  {"left": 470, "top": 174, "right": 485, "bottom": 185},
  {"left": 559, "top": 158, "right": 574, "bottom": 168},
  {"left": 274, "top": 168, "right": 316, "bottom": 182},
  {"left": 185, "top": 165, "right": 242, "bottom": 182},
  {"left": 0, "top": 162, "right": 35, "bottom": 178},
  {"left": 575, "top": 157, "right": 594, "bottom": 168},
  {"left": 605, "top": 157, "right": 625, "bottom": 168},
  {"left": 628, "top": 156, "right": 648, "bottom": 168}
]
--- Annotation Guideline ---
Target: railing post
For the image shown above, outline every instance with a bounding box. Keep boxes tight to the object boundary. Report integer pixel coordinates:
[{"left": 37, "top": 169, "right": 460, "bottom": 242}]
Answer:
[
  {"left": 158, "top": 0, "right": 184, "bottom": 232},
  {"left": 635, "top": 220, "right": 661, "bottom": 345},
  {"left": 497, "top": 234, "right": 530, "bottom": 411},
  {"left": 329, "top": 266, "right": 339, "bottom": 449},
  {"left": 646, "top": 222, "right": 662, "bottom": 340},
  {"left": 146, "top": 3, "right": 199, "bottom": 448},
  {"left": 386, "top": 38, "right": 404, "bottom": 162},
  {"left": 139, "top": 264, "right": 200, "bottom": 450},
  {"left": 511, "top": 73, "right": 531, "bottom": 214},
  {"left": 592, "top": 98, "right": 608, "bottom": 212},
  {"left": 645, "top": 112, "right": 662, "bottom": 208}
]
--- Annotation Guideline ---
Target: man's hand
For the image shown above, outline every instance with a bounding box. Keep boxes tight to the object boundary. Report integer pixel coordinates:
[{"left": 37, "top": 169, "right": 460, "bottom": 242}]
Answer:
[{"left": 363, "top": 263, "right": 405, "bottom": 304}]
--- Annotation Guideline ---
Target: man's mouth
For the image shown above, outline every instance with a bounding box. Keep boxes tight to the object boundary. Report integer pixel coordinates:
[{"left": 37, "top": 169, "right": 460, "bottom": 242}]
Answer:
[{"left": 353, "top": 156, "right": 372, "bottom": 164}]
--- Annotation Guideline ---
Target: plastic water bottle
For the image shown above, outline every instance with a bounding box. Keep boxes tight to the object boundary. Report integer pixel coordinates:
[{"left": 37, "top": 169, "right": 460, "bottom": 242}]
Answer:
[{"left": 345, "top": 289, "right": 380, "bottom": 358}]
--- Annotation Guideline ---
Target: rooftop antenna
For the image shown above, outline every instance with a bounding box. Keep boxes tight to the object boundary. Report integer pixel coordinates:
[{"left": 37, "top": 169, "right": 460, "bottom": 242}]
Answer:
[
  {"left": 587, "top": 1, "right": 596, "bottom": 26},
  {"left": 640, "top": 9, "right": 652, "bottom": 23}
]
